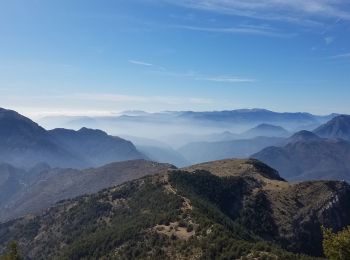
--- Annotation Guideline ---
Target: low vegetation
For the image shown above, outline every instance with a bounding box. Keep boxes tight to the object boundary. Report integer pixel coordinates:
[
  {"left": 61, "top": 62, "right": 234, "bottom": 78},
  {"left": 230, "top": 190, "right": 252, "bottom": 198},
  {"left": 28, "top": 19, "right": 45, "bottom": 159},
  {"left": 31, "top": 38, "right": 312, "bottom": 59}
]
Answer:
[
  {"left": 0, "top": 242, "right": 21, "bottom": 260},
  {"left": 2, "top": 163, "right": 348, "bottom": 259},
  {"left": 322, "top": 226, "right": 350, "bottom": 260}
]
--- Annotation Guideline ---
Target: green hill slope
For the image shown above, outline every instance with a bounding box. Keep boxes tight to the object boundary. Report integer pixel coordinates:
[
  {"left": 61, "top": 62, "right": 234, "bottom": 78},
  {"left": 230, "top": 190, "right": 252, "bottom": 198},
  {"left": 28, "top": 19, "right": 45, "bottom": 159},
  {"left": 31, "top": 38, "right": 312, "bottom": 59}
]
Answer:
[{"left": 1, "top": 159, "right": 349, "bottom": 259}]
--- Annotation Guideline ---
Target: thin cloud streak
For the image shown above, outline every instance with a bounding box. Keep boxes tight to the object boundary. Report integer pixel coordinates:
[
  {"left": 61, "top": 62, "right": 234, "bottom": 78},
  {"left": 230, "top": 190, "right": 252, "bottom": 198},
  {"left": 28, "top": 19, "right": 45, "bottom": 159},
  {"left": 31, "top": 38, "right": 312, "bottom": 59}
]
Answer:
[
  {"left": 128, "top": 59, "right": 153, "bottom": 66},
  {"left": 330, "top": 52, "right": 350, "bottom": 59},
  {"left": 127, "top": 59, "right": 256, "bottom": 84},
  {"left": 148, "top": 68, "right": 256, "bottom": 84},
  {"left": 173, "top": 24, "right": 296, "bottom": 38},
  {"left": 1, "top": 93, "right": 214, "bottom": 118},
  {"left": 10, "top": 93, "right": 213, "bottom": 107},
  {"left": 71, "top": 93, "right": 213, "bottom": 105},
  {"left": 164, "top": 0, "right": 350, "bottom": 24},
  {"left": 196, "top": 76, "right": 256, "bottom": 83}
]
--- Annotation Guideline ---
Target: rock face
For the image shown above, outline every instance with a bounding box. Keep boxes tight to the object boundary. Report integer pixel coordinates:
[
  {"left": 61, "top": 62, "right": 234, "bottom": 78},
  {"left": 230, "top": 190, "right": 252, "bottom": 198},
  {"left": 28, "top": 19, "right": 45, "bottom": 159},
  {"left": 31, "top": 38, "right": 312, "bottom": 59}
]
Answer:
[
  {"left": 314, "top": 115, "right": 350, "bottom": 141},
  {"left": 0, "top": 108, "right": 146, "bottom": 168},
  {"left": 1, "top": 159, "right": 349, "bottom": 259},
  {"left": 265, "top": 180, "right": 350, "bottom": 255},
  {"left": 0, "top": 160, "right": 174, "bottom": 222}
]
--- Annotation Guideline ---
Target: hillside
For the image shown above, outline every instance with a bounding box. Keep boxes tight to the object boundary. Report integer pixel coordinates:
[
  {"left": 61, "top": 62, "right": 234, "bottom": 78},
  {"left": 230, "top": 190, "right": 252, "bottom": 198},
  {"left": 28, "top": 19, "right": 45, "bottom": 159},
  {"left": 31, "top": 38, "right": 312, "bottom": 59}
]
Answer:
[
  {"left": 314, "top": 115, "right": 350, "bottom": 141},
  {"left": 1, "top": 159, "right": 349, "bottom": 259},
  {"left": 0, "top": 108, "right": 146, "bottom": 168},
  {"left": 0, "top": 160, "right": 174, "bottom": 222},
  {"left": 49, "top": 128, "right": 145, "bottom": 167},
  {"left": 178, "top": 136, "right": 283, "bottom": 164},
  {"left": 252, "top": 132, "right": 350, "bottom": 182},
  {"left": 0, "top": 108, "right": 85, "bottom": 168}
]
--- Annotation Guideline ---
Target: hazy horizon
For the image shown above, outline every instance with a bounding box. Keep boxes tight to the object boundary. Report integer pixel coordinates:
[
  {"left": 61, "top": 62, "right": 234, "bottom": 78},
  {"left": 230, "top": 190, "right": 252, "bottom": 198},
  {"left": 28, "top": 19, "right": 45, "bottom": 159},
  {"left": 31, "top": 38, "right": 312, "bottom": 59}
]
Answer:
[
  {"left": 1, "top": 0, "right": 350, "bottom": 117},
  {"left": 1, "top": 2, "right": 350, "bottom": 258},
  {"left": 0, "top": 106, "right": 344, "bottom": 121}
]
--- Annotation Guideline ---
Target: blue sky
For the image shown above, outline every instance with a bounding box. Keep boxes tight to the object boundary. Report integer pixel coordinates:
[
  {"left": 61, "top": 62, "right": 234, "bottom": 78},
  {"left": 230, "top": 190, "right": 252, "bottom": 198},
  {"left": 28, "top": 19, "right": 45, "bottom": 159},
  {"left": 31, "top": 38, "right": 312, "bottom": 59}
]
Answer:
[{"left": 0, "top": 0, "right": 349, "bottom": 117}]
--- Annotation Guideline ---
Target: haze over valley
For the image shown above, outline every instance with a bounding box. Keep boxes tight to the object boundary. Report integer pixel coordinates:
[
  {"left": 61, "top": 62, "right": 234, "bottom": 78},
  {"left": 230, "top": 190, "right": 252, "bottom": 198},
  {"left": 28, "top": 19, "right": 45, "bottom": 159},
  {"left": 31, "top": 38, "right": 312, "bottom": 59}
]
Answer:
[{"left": 1, "top": 0, "right": 350, "bottom": 259}]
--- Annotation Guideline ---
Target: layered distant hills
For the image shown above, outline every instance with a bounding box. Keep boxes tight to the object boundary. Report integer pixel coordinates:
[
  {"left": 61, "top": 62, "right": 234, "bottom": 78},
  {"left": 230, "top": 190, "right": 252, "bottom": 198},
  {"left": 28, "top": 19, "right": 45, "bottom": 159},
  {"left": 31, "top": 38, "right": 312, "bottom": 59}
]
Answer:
[
  {"left": 38, "top": 109, "right": 336, "bottom": 146},
  {"left": 253, "top": 116, "right": 350, "bottom": 182},
  {"left": 1, "top": 107, "right": 350, "bottom": 183},
  {"left": 1, "top": 107, "right": 350, "bottom": 259},
  {"left": 176, "top": 124, "right": 289, "bottom": 164},
  {"left": 0, "top": 108, "right": 146, "bottom": 168},
  {"left": 1, "top": 159, "right": 349, "bottom": 259}
]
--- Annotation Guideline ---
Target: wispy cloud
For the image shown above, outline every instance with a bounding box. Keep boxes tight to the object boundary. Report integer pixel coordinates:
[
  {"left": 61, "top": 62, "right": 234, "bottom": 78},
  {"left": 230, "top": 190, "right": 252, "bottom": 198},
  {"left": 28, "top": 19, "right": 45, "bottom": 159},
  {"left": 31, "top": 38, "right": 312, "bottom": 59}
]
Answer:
[
  {"left": 324, "top": 36, "right": 335, "bottom": 45},
  {"left": 196, "top": 76, "right": 256, "bottom": 83},
  {"left": 148, "top": 68, "right": 256, "bottom": 84},
  {"left": 330, "top": 52, "right": 350, "bottom": 59},
  {"left": 173, "top": 24, "right": 296, "bottom": 37},
  {"left": 129, "top": 60, "right": 256, "bottom": 84},
  {"left": 164, "top": 0, "right": 350, "bottom": 24},
  {"left": 128, "top": 59, "right": 153, "bottom": 66},
  {"left": 70, "top": 93, "right": 213, "bottom": 105},
  {"left": 1, "top": 92, "right": 214, "bottom": 118}
]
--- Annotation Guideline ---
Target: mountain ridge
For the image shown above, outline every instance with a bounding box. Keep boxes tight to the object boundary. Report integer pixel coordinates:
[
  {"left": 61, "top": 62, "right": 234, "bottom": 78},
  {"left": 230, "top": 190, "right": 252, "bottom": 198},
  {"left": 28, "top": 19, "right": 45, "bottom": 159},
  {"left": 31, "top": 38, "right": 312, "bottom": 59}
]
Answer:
[
  {"left": 1, "top": 158, "right": 349, "bottom": 259},
  {"left": 0, "top": 107, "right": 146, "bottom": 169},
  {"left": 314, "top": 114, "right": 350, "bottom": 141},
  {"left": 252, "top": 137, "right": 350, "bottom": 182}
]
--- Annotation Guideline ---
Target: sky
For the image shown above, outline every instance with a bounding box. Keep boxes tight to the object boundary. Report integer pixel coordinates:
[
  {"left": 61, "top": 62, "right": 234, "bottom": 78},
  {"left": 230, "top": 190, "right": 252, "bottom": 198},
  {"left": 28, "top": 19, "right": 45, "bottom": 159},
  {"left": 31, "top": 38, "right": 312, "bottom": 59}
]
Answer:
[{"left": 0, "top": 0, "right": 350, "bottom": 118}]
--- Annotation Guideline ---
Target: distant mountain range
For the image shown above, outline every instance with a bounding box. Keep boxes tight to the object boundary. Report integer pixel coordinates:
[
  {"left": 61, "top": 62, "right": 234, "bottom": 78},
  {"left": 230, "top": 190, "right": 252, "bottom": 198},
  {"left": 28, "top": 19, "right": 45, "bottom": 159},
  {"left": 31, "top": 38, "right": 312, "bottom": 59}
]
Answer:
[
  {"left": 164, "top": 124, "right": 289, "bottom": 148},
  {"left": 0, "top": 108, "right": 146, "bottom": 168},
  {"left": 38, "top": 109, "right": 337, "bottom": 144},
  {"left": 177, "top": 124, "right": 289, "bottom": 164},
  {"left": 178, "top": 115, "right": 350, "bottom": 183},
  {"left": 1, "top": 159, "right": 349, "bottom": 258},
  {"left": 178, "top": 109, "right": 336, "bottom": 126},
  {"left": 2, "top": 107, "right": 350, "bottom": 184}
]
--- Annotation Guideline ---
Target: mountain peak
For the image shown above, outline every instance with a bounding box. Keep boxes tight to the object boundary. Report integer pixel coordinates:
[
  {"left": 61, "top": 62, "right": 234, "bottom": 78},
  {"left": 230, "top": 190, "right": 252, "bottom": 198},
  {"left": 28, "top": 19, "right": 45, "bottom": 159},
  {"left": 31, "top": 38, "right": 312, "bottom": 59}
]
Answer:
[
  {"left": 0, "top": 108, "right": 146, "bottom": 168},
  {"left": 78, "top": 127, "right": 107, "bottom": 136},
  {"left": 182, "top": 158, "right": 285, "bottom": 182},
  {"left": 242, "top": 123, "right": 289, "bottom": 138},
  {"left": 286, "top": 130, "right": 321, "bottom": 144},
  {"left": 0, "top": 107, "right": 45, "bottom": 134},
  {"left": 254, "top": 123, "right": 286, "bottom": 130},
  {"left": 314, "top": 114, "right": 350, "bottom": 141}
]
